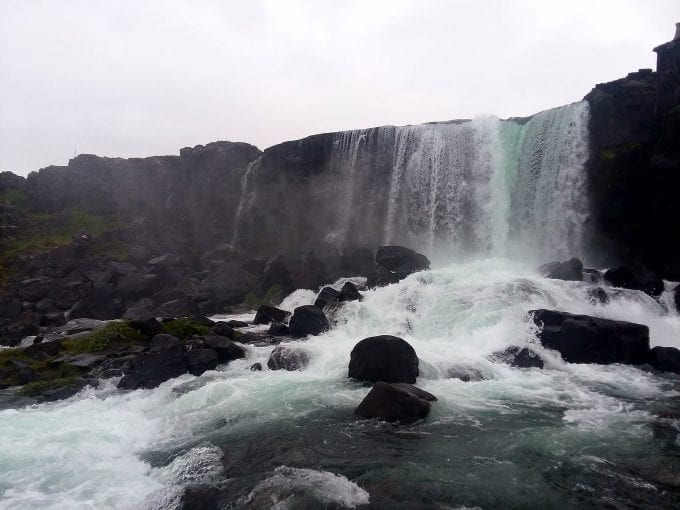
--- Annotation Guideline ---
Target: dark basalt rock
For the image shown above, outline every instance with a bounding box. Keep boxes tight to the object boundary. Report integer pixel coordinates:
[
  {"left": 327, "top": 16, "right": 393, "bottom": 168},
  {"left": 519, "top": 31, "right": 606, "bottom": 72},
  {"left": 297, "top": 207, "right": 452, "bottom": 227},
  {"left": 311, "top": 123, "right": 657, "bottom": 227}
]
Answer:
[
  {"left": 129, "top": 316, "right": 163, "bottom": 339},
  {"left": 250, "top": 362, "right": 263, "bottom": 371},
  {"left": 227, "top": 320, "right": 248, "bottom": 328},
  {"left": 211, "top": 321, "right": 235, "bottom": 338},
  {"left": 185, "top": 349, "right": 219, "bottom": 376},
  {"left": 647, "top": 346, "right": 680, "bottom": 374},
  {"left": 673, "top": 285, "right": 680, "bottom": 314},
  {"left": 153, "top": 298, "right": 197, "bottom": 318},
  {"left": 492, "top": 346, "right": 544, "bottom": 369},
  {"left": 348, "top": 335, "right": 419, "bottom": 384},
  {"left": 354, "top": 382, "right": 436, "bottom": 424},
  {"left": 0, "top": 299, "right": 22, "bottom": 320},
  {"left": 267, "top": 345, "right": 309, "bottom": 371},
  {"left": 179, "top": 484, "right": 221, "bottom": 510},
  {"left": 253, "top": 305, "right": 290, "bottom": 325},
  {"left": 116, "top": 273, "right": 162, "bottom": 299},
  {"left": 531, "top": 309, "right": 650, "bottom": 365},
  {"left": 367, "top": 246, "right": 430, "bottom": 287},
  {"left": 338, "top": 281, "right": 362, "bottom": 302},
  {"left": 538, "top": 258, "right": 583, "bottom": 281},
  {"left": 268, "top": 321, "right": 289, "bottom": 336},
  {"left": 288, "top": 305, "right": 329, "bottom": 337},
  {"left": 147, "top": 253, "right": 182, "bottom": 268},
  {"left": 203, "top": 335, "right": 247, "bottom": 363},
  {"left": 118, "top": 334, "right": 187, "bottom": 390},
  {"left": 604, "top": 264, "right": 664, "bottom": 297},
  {"left": 313, "top": 286, "right": 340, "bottom": 309},
  {"left": 69, "top": 283, "right": 124, "bottom": 321}
]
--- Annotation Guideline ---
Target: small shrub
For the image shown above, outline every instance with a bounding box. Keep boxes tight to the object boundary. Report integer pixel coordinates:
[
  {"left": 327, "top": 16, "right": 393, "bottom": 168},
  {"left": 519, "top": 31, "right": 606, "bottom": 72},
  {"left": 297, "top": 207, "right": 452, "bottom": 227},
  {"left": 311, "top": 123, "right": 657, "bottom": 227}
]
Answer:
[
  {"left": 161, "top": 318, "right": 211, "bottom": 341},
  {"left": 63, "top": 321, "right": 144, "bottom": 353}
]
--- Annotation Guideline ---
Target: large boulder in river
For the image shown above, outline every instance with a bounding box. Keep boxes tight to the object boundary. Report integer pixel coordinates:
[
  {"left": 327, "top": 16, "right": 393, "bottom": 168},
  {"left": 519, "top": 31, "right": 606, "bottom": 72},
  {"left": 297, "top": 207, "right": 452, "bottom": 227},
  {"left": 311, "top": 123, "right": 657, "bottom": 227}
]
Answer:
[
  {"left": 348, "top": 335, "right": 419, "bottom": 384},
  {"left": 604, "top": 264, "right": 664, "bottom": 297},
  {"left": 647, "top": 346, "right": 680, "bottom": 374},
  {"left": 253, "top": 305, "right": 290, "bottom": 325},
  {"left": 288, "top": 305, "right": 329, "bottom": 337},
  {"left": 338, "top": 281, "right": 362, "bottom": 302},
  {"left": 367, "top": 246, "right": 430, "bottom": 287},
  {"left": 203, "top": 335, "right": 247, "bottom": 363},
  {"left": 313, "top": 286, "right": 341, "bottom": 309},
  {"left": 537, "top": 258, "right": 583, "bottom": 281},
  {"left": 185, "top": 349, "right": 218, "bottom": 376},
  {"left": 267, "top": 345, "right": 309, "bottom": 371},
  {"left": 354, "top": 382, "right": 436, "bottom": 424},
  {"left": 531, "top": 309, "right": 650, "bottom": 365},
  {"left": 118, "top": 334, "right": 187, "bottom": 389}
]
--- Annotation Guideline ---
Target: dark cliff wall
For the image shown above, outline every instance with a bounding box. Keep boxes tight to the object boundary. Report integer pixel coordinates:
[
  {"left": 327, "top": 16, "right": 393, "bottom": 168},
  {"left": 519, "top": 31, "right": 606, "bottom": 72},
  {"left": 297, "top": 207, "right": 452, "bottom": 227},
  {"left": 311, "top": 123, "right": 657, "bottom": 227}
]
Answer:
[
  {"left": 235, "top": 129, "right": 399, "bottom": 258},
  {"left": 585, "top": 37, "right": 680, "bottom": 277},
  {"left": 21, "top": 141, "right": 262, "bottom": 254}
]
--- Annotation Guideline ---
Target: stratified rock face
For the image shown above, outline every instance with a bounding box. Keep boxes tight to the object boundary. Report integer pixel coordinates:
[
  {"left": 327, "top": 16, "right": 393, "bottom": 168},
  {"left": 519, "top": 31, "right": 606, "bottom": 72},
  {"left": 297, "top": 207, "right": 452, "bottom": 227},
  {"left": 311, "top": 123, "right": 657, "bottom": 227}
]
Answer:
[
  {"left": 531, "top": 309, "right": 650, "bottom": 365},
  {"left": 354, "top": 382, "right": 436, "bottom": 424},
  {"left": 585, "top": 38, "right": 680, "bottom": 278},
  {"left": 348, "top": 335, "right": 419, "bottom": 384}
]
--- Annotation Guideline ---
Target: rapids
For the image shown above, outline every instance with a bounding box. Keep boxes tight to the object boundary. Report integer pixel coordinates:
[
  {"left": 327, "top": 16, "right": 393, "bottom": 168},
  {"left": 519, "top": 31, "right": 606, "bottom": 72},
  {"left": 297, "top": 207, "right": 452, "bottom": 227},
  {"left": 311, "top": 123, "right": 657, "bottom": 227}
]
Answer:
[{"left": 1, "top": 259, "right": 680, "bottom": 509}]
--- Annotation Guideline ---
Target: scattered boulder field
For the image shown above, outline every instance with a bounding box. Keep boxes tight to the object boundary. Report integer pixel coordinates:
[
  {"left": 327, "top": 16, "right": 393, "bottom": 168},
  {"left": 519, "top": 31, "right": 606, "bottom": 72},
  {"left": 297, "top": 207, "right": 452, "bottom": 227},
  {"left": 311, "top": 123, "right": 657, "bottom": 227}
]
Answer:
[{"left": 1, "top": 248, "right": 680, "bottom": 427}]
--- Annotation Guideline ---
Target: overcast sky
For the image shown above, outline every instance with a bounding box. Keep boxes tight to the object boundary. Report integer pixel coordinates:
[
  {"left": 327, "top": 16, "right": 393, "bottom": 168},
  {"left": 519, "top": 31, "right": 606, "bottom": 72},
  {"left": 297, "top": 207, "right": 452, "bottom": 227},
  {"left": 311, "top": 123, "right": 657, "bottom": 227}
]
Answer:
[{"left": 1, "top": 0, "right": 678, "bottom": 175}]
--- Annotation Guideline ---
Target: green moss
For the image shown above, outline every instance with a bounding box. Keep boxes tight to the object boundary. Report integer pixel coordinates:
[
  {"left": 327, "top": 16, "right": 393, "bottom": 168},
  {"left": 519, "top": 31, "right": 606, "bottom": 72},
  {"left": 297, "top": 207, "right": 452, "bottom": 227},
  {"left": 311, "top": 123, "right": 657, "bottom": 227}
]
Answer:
[
  {"left": 0, "top": 347, "right": 34, "bottom": 366},
  {"left": 161, "top": 318, "right": 211, "bottom": 341},
  {"left": 19, "top": 376, "right": 79, "bottom": 397},
  {"left": 62, "top": 321, "right": 144, "bottom": 353},
  {"left": 0, "top": 207, "right": 119, "bottom": 271},
  {"left": 0, "top": 189, "right": 29, "bottom": 210}
]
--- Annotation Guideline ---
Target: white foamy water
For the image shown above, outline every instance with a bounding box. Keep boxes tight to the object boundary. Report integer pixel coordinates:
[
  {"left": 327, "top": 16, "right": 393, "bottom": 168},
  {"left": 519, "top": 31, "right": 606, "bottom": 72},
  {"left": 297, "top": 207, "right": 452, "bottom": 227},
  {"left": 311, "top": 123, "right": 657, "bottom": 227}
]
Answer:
[{"left": 1, "top": 258, "right": 680, "bottom": 509}]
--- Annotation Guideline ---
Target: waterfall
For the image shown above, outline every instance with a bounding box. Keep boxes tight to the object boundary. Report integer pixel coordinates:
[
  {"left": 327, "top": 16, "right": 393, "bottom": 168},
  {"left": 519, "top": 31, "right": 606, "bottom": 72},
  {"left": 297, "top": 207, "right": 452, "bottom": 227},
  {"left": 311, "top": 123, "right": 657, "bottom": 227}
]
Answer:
[
  {"left": 504, "top": 101, "right": 591, "bottom": 261},
  {"left": 232, "top": 101, "right": 590, "bottom": 263}
]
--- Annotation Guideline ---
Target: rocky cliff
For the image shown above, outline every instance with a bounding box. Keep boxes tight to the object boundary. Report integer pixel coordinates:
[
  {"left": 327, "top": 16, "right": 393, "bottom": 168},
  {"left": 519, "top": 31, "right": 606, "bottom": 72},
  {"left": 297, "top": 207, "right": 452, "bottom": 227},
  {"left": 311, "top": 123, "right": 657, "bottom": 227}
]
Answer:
[{"left": 585, "top": 37, "right": 680, "bottom": 278}]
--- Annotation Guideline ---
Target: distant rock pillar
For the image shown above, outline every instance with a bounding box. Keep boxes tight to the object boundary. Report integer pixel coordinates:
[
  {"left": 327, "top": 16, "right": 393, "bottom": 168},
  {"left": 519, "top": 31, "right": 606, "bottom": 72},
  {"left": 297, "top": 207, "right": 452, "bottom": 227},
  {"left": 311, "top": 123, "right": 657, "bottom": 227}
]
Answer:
[{"left": 675, "top": 22, "right": 680, "bottom": 41}]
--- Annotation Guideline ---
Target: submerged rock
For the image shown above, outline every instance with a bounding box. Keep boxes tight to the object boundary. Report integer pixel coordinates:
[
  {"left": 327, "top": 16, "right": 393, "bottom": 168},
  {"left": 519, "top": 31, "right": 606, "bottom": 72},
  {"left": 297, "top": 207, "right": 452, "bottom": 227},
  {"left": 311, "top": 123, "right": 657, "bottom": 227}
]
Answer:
[
  {"left": 267, "top": 345, "right": 309, "bottom": 371},
  {"left": 538, "top": 257, "right": 583, "bottom": 281},
  {"left": 491, "top": 346, "right": 544, "bottom": 369},
  {"left": 354, "top": 382, "right": 436, "bottom": 424},
  {"left": 348, "top": 335, "right": 419, "bottom": 384},
  {"left": 587, "top": 287, "right": 610, "bottom": 305},
  {"left": 253, "top": 305, "right": 290, "bottom": 325},
  {"left": 531, "top": 309, "right": 650, "bottom": 365},
  {"left": 288, "top": 305, "right": 329, "bottom": 337}
]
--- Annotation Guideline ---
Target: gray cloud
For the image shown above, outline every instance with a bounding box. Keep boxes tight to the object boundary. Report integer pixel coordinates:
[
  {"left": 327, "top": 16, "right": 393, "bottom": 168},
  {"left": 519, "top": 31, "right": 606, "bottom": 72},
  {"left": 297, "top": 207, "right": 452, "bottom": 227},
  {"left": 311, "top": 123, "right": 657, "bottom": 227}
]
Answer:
[{"left": 1, "top": 0, "right": 678, "bottom": 175}]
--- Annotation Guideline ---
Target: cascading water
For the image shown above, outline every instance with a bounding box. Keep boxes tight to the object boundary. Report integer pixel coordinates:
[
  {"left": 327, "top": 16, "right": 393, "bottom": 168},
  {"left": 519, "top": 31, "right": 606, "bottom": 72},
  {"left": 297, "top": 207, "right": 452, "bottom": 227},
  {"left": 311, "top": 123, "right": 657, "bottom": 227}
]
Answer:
[
  {"left": 3, "top": 102, "right": 680, "bottom": 509},
  {"left": 233, "top": 102, "right": 590, "bottom": 263}
]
